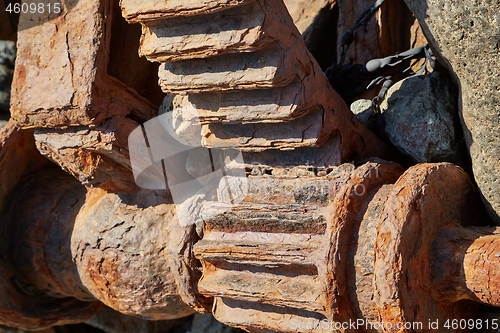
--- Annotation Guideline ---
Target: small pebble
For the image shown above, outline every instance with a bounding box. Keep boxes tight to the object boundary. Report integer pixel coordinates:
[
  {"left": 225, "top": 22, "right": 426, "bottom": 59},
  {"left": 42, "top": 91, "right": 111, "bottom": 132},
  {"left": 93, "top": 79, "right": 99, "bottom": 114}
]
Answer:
[{"left": 251, "top": 167, "right": 263, "bottom": 176}]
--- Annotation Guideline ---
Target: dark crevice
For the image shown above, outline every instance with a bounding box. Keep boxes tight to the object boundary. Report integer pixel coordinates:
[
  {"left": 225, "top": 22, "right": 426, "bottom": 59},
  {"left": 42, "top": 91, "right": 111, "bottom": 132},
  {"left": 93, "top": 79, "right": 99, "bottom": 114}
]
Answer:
[
  {"left": 107, "top": 0, "right": 165, "bottom": 108},
  {"left": 303, "top": 2, "right": 339, "bottom": 70}
]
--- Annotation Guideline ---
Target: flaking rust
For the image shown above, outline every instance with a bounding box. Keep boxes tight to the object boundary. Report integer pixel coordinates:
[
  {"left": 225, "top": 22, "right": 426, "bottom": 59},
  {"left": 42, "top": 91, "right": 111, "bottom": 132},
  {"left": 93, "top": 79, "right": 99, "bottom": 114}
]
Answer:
[{"left": 1, "top": 0, "right": 499, "bottom": 332}]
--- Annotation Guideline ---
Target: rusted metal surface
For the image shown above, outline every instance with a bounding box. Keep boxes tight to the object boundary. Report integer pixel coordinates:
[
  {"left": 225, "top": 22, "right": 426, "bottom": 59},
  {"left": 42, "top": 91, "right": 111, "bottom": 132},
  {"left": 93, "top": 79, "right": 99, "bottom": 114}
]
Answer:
[
  {"left": 71, "top": 187, "right": 203, "bottom": 319},
  {"left": 192, "top": 162, "right": 500, "bottom": 332},
  {"left": 194, "top": 161, "right": 405, "bottom": 332},
  {"left": 0, "top": 121, "right": 103, "bottom": 329},
  {"left": 1, "top": 0, "right": 499, "bottom": 332},
  {"left": 2, "top": 144, "right": 499, "bottom": 332},
  {"left": 121, "top": 0, "right": 389, "bottom": 157}
]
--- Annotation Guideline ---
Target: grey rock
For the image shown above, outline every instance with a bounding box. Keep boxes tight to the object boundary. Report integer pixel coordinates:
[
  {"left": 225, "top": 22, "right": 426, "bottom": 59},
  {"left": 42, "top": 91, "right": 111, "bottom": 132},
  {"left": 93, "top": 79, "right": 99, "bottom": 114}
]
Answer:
[
  {"left": 380, "top": 72, "right": 463, "bottom": 164},
  {"left": 0, "top": 41, "right": 15, "bottom": 115},
  {"left": 0, "top": 41, "right": 16, "bottom": 67},
  {"left": 404, "top": 0, "right": 500, "bottom": 224},
  {"left": 350, "top": 99, "right": 374, "bottom": 130},
  {"left": 191, "top": 313, "right": 244, "bottom": 333}
]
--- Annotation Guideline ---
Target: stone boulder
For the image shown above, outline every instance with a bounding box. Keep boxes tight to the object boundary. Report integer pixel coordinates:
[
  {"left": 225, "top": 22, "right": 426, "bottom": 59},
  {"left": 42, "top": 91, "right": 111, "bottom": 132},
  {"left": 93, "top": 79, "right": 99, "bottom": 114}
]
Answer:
[
  {"left": 350, "top": 99, "right": 374, "bottom": 130},
  {"left": 403, "top": 0, "right": 500, "bottom": 223},
  {"left": 380, "top": 72, "right": 464, "bottom": 164}
]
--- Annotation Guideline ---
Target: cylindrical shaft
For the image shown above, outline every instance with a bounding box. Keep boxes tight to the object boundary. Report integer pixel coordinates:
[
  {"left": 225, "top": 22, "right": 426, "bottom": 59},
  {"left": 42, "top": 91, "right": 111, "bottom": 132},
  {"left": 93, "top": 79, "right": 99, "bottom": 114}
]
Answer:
[
  {"left": 464, "top": 232, "right": 500, "bottom": 306},
  {"left": 432, "top": 226, "right": 500, "bottom": 307}
]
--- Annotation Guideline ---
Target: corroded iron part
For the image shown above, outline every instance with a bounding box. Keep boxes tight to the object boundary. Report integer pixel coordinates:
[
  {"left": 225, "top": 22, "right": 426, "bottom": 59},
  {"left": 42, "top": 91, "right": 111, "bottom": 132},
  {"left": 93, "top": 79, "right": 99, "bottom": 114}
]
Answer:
[
  {"left": 194, "top": 161, "right": 405, "bottom": 332},
  {"left": 10, "top": 0, "right": 158, "bottom": 128},
  {"left": 34, "top": 116, "right": 140, "bottom": 191},
  {"left": 120, "top": 0, "right": 258, "bottom": 22},
  {"left": 372, "top": 164, "right": 483, "bottom": 330},
  {"left": 10, "top": 0, "right": 160, "bottom": 192},
  {"left": 70, "top": 187, "right": 207, "bottom": 319},
  {"left": 0, "top": 121, "right": 103, "bottom": 330},
  {"left": 1, "top": 130, "right": 499, "bottom": 332},
  {"left": 194, "top": 163, "right": 496, "bottom": 332},
  {"left": 9, "top": 0, "right": 390, "bottom": 192},
  {"left": 120, "top": 0, "right": 389, "bottom": 158},
  {"left": 3, "top": 0, "right": 500, "bottom": 331}
]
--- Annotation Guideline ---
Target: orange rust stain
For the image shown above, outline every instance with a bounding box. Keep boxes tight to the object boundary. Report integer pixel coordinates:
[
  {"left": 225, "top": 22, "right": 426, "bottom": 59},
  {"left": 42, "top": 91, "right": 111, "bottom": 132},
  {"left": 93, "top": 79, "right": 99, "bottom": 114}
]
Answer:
[
  {"left": 86, "top": 252, "right": 124, "bottom": 301},
  {"left": 379, "top": 231, "right": 393, "bottom": 248},
  {"left": 77, "top": 150, "right": 101, "bottom": 174},
  {"left": 14, "top": 63, "right": 27, "bottom": 88}
]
